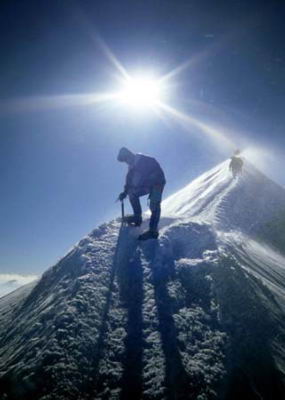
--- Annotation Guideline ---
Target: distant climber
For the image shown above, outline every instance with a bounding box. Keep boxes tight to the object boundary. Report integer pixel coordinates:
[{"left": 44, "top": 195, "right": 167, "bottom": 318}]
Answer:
[
  {"left": 229, "top": 150, "right": 243, "bottom": 178},
  {"left": 117, "top": 147, "right": 166, "bottom": 240}
]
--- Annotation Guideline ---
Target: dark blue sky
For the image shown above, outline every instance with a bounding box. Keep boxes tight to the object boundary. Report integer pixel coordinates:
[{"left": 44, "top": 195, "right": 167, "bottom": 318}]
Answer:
[{"left": 1, "top": 0, "right": 285, "bottom": 275}]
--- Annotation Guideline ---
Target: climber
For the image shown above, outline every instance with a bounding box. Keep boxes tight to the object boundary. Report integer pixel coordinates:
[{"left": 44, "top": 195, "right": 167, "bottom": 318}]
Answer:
[
  {"left": 117, "top": 147, "right": 166, "bottom": 240},
  {"left": 229, "top": 149, "right": 244, "bottom": 178}
]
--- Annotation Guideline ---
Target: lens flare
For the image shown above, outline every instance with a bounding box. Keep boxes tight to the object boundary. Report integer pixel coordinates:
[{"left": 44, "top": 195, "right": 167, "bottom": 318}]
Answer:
[{"left": 118, "top": 76, "right": 162, "bottom": 109}]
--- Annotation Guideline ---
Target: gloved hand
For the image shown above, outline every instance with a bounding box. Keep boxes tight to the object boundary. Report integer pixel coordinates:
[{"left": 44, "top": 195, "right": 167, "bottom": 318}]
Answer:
[{"left": 118, "top": 191, "right": 127, "bottom": 201}]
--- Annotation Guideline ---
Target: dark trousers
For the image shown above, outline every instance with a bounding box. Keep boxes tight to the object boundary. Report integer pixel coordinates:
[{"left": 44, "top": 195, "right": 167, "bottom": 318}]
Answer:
[
  {"left": 129, "top": 184, "right": 164, "bottom": 231},
  {"left": 231, "top": 167, "right": 242, "bottom": 178}
]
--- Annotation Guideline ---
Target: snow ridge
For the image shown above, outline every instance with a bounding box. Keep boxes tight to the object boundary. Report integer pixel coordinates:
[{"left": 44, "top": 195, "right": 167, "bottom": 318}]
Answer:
[
  {"left": 162, "top": 160, "right": 285, "bottom": 234},
  {"left": 0, "top": 160, "right": 285, "bottom": 399}
]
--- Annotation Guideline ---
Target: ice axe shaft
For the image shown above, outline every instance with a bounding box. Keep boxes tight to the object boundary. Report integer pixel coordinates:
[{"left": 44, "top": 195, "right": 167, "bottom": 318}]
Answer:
[{"left": 121, "top": 200, "right": 125, "bottom": 222}]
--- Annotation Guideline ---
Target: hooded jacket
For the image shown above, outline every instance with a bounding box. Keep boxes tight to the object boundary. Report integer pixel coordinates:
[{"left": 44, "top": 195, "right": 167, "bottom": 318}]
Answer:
[
  {"left": 124, "top": 153, "right": 166, "bottom": 194},
  {"left": 229, "top": 156, "right": 243, "bottom": 171}
]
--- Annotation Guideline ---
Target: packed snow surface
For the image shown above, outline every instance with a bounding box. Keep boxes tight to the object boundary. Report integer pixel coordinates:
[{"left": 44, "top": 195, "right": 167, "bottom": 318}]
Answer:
[
  {"left": 162, "top": 160, "right": 285, "bottom": 233},
  {"left": 0, "top": 159, "right": 285, "bottom": 400}
]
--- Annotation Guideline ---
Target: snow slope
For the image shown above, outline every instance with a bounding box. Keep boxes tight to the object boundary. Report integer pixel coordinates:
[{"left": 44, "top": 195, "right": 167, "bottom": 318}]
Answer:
[
  {"left": 0, "top": 159, "right": 285, "bottom": 400},
  {"left": 162, "top": 160, "right": 285, "bottom": 233}
]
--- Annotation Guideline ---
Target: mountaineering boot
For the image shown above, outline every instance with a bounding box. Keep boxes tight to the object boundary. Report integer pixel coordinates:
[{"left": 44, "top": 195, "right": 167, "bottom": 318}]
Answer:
[
  {"left": 138, "top": 230, "right": 159, "bottom": 241},
  {"left": 123, "top": 215, "right": 142, "bottom": 226}
]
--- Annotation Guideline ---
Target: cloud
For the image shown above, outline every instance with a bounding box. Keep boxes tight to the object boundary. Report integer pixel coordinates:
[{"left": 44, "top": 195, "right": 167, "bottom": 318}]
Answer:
[{"left": 0, "top": 274, "right": 38, "bottom": 298}]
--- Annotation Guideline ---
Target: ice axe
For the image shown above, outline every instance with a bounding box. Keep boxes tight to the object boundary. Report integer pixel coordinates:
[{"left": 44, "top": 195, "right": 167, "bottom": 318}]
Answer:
[
  {"left": 115, "top": 195, "right": 125, "bottom": 225},
  {"left": 120, "top": 199, "right": 125, "bottom": 225}
]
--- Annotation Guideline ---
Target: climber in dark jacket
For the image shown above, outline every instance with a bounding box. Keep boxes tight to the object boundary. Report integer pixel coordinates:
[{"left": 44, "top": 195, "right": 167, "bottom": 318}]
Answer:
[
  {"left": 117, "top": 147, "right": 166, "bottom": 240},
  {"left": 229, "top": 150, "right": 244, "bottom": 178}
]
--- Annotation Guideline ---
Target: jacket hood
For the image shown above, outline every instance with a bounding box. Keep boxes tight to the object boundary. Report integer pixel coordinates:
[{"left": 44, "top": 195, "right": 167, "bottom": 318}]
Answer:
[{"left": 117, "top": 147, "right": 135, "bottom": 162}]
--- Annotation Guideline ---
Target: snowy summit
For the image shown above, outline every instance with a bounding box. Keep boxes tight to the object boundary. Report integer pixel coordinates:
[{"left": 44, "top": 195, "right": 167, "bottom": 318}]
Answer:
[{"left": 1, "top": 159, "right": 285, "bottom": 399}]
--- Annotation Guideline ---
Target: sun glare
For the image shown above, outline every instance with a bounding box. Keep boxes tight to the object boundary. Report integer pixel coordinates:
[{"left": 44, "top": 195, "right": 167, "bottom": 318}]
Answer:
[{"left": 118, "top": 76, "right": 162, "bottom": 109}]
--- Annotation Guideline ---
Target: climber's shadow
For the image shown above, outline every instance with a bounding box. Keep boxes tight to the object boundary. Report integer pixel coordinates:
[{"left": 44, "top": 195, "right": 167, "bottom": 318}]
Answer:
[
  {"left": 83, "top": 225, "right": 143, "bottom": 399},
  {"left": 116, "top": 227, "right": 144, "bottom": 400},
  {"left": 117, "top": 229, "right": 190, "bottom": 399},
  {"left": 142, "top": 241, "right": 190, "bottom": 400}
]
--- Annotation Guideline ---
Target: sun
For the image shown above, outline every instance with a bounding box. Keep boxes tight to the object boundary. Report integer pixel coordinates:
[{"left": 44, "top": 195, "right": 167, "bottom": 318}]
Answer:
[{"left": 118, "top": 76, "right": 162, "bottom": 109}]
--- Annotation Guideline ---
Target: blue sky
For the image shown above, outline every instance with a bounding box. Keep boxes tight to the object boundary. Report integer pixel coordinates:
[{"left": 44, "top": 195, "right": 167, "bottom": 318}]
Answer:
[{"left": 0, "top": 0, "right": 285, "bottom": 277}]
